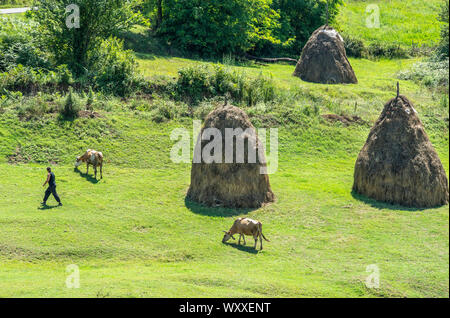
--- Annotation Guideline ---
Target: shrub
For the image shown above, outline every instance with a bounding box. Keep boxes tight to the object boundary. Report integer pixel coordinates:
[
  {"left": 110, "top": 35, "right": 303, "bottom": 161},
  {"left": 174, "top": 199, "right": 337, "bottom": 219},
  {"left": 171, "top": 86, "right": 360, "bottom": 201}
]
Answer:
[
  {"left": 88, "top": 37, "right": 140, "bottom": 97},
  {"left": 397, "top": 57, "right": 449, "bottom": 90},
  {"left": 342, "top": 33, "right": 366, "bottom": 58},
  {"left": 0, "top": 16, "right": 50, "bottom": 71},
  {"left": 60, "top": 87, "right": 80, "bottom": 118},
  {"left": 56, "top": 65, "right": 73, "bottom": 86},
  {"left": 367, "top": 42, "right": 408, "bottom": 59},
  {"left": 176, "top": 65, "right": 212, "bottom": 104},
  {"left": 17, "top": 94, "right": 52, "bottom": 120},
  {"left": 86, "top": 87, "right": 95, "bottom": 111},
  {"left": 174, "top": 64, "right": 278, "bottom": 106}
]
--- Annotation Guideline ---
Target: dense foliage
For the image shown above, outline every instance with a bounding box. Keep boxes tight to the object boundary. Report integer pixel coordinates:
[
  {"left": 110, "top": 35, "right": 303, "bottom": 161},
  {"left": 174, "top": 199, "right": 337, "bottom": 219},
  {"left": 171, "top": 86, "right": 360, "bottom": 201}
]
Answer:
[
  {"left": 144, "top": 0, "right": 342, "bottom": 57},
  {"left": 30, "top": 0, "right": 145, "bottom": 75}
]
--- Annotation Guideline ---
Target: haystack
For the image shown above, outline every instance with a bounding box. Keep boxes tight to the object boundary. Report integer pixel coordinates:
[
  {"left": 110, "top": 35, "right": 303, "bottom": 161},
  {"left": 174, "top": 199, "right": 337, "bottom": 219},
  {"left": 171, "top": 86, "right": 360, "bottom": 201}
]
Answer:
[
  {"left": 353, "top": 94, "right": 449, "bottom": 208},
  {"left": 187, "top": 105, "right": 275, "bottom": 208},
  {"left": 293, "top": 25, "right": 357, "bottom": 84}
]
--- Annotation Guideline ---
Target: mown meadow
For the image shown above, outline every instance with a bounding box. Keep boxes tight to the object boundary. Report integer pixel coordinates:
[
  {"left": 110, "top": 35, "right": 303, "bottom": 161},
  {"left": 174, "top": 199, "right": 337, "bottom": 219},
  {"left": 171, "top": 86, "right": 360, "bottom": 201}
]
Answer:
[{"left": 0, "top": 0, "right": 448, "bottom": 297}]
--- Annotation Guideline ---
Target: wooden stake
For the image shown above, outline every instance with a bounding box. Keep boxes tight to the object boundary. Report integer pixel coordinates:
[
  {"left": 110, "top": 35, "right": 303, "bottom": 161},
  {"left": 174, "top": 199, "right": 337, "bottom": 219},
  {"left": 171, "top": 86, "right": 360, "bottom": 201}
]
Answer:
[
  {"left": 326, "top": 0, "right": 329, "bottom": 26},
  {"left": 396, "top": 81, "right": 399, "bottom": 98}
]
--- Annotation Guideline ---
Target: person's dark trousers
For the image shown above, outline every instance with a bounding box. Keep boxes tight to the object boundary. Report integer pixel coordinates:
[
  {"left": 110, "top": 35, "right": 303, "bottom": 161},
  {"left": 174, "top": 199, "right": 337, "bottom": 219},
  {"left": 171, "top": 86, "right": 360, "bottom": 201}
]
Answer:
[{"left": 43, "top": 185, "right": 61, "bottom": 204}]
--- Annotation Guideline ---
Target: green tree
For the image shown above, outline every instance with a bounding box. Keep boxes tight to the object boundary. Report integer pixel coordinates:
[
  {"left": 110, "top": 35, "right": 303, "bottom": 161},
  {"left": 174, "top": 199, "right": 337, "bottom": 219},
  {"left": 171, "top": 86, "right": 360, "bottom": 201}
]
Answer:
[
  {"left": 271, "top": 0, "right": 343, "bottom": 56},
  {"left": 31, "top": 0, "right": 145, "bottom": 75},
  {"left": 157, "top": 0, "right": 282, "bottom": 56}
]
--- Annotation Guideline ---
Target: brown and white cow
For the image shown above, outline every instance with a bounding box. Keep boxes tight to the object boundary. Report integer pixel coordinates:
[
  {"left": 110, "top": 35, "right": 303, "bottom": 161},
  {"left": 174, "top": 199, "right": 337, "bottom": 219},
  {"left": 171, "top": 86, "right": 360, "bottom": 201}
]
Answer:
[
  {"left": 222, "top": 217, "right": 269, "bottom": 250},
  {"left": 75, "top": 149, "right": 104, "bottom": 179}
]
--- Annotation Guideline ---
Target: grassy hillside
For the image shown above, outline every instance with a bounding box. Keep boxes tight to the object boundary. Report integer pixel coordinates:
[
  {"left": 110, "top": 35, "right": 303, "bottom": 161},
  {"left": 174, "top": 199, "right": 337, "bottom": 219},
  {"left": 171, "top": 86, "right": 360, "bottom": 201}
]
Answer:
[{"left": 337, "top": 0, "right": 444, "bottom": 48}]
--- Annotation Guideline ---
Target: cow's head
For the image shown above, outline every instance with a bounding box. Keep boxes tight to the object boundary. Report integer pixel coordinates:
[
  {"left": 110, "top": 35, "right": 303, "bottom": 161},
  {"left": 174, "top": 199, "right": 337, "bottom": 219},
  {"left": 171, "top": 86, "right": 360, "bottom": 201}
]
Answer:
[
  {"left": 74, "top": 156, "right": 82, "bottom": 167},
  {"left": 222, "top": 231, "right": 235, "bottom": 243}
]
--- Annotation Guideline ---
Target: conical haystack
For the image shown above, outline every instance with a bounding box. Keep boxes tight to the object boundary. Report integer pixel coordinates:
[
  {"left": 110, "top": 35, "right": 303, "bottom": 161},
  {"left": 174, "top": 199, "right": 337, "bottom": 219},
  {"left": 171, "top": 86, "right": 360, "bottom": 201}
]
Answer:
[
  {"left": 293, "top": 25, "right": 357, "bottom": 84},
  {"left": 187, "top": 105, "right": 275, "bottom": 208},
  {"left": 353, "top": 94, "right": 449, "bottom": 208}
]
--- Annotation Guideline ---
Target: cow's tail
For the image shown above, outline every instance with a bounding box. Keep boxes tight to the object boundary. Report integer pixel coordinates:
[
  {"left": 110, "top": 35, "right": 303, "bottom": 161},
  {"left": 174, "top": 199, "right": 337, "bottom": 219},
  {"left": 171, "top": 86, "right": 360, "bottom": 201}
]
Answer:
[{"left": 259, "top": 223, "right": 270, "bottom": 242}]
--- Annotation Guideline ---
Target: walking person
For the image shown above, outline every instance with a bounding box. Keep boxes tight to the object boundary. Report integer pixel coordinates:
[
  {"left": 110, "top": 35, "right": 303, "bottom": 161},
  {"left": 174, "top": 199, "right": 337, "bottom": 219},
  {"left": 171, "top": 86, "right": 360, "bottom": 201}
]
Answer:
[{"left": 41, "top": 167, "right": 62, "bottom": 206}]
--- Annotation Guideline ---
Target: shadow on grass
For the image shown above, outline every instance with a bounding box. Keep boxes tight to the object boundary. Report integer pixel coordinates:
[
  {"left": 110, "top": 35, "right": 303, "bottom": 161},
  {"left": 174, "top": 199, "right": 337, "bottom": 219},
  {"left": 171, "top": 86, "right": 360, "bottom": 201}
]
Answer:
[
  {"left": 38, "top": 204, "right": 60, "bottom": 210},
  {"left": 73, "top": 168, "right": 99, "bottom": 184},
  {"left": 223, "top": 242, "right": 259, "bottom": 254},
  {"left": 184, "top": 197, "right": 257, "bottom": 217},
  {"left": 351, "top": 190, "right": 428, "bottom": 212}
]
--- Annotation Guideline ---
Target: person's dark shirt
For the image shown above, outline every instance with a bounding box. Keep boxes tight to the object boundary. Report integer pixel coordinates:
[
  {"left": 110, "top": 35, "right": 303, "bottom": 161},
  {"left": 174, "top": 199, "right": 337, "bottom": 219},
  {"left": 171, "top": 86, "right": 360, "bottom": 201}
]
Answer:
[{"left": 48, "top": 172, "right": 56, "bottom": 187}]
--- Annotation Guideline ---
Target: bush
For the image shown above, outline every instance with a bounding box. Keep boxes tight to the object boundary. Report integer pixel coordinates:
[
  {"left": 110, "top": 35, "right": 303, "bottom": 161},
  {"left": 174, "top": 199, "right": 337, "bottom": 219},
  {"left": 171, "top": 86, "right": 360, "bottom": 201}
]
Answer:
[
  {"left": 342, "top": 33, "right": 366, "bottom": 58},
  {"left": 60, "top": 88, "right": 80, "bottom": 118},
  {"left": 397, "top": 57, "right": 449, "bottom": 90},
  {"left": 174, "top": 64, "right": 278, "bottom": 106},
  {"left": 367, "top": 42, "right": 409, "bottom": 59},
  {"left": 88, "top": 37, "right": 140, "bottom": 97},
  {"left": 86, "top": 87, "right": 95, "bottom": 111},
  {"left": 160, "top": 0, "right": 287, "bottom": 56},
  {"left": 176, "top": 65, "right": 212, "bottom": 104},
  {"left": 0, "top": 63, "right": 75, "bottom": 93},
  {"left": 0, "top": 16, "right": 50, "bottom": 71},
  {"left": 17, "top": 94, "right": 54, "bottom": 120}
]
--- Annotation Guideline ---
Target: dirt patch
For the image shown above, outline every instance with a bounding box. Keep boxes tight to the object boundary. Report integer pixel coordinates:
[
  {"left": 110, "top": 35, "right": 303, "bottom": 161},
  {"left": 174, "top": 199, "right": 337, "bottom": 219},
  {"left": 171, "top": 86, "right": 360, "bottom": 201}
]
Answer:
[
  {"left": 8, "top": 145, "right": 61, "bottom": 165},
  {"left": 322, "top": 114, "right": 366, "bottom": 126},
  {"left": 78, "top": 110, "right": 102, "bottom": 118},
  {"left": 8, "top": 146, "right": 31, "bottom": 164}
]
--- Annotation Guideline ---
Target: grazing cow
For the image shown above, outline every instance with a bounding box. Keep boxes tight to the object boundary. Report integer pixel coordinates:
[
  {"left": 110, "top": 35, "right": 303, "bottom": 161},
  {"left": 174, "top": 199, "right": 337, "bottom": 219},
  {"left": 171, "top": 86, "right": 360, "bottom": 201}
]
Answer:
[
  {"left": 75, "top": 149, "right": 103, "bottom": 179},
  {"left": 222, "top": 217, "right": 269, "bottom": 250}
]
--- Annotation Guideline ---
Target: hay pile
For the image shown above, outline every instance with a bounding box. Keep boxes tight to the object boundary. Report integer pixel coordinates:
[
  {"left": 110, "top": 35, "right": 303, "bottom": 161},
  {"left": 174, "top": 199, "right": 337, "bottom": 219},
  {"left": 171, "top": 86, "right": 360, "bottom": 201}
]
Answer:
[
  {"left": 353, "top": 95, "right": 449, "bottom": 208},
  {"left": 187, "top": 105, "right": 275, "bottom": 208},
  {"left": 293, "top": 25, "right": 357, "bottom": 84}
]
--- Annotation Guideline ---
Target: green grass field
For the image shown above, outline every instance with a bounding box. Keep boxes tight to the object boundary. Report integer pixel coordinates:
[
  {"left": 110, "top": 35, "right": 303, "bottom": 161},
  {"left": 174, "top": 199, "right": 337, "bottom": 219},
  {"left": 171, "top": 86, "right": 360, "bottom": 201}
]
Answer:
[
  {"left": 0, "top": 1, "right": 448, "bottom": 298},
  {"left": 0, "top": 56, "right": 448, "bottom": 297},
  {"left": 0, "top": 120, "right": 448, "bottom": 297},
  {"left": 336, "top": 0, "right": 444, "bottom": 48}
]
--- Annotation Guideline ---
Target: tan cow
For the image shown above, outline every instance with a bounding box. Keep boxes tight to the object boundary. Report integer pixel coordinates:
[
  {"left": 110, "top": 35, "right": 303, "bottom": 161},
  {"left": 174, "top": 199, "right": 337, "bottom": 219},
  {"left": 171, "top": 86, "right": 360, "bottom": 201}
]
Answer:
[
  {"left": 222, "top": 217, "right": 269, "bottom": 250},
  {"left": 75, "top": 149, "right": 104, "bottom": 179}
]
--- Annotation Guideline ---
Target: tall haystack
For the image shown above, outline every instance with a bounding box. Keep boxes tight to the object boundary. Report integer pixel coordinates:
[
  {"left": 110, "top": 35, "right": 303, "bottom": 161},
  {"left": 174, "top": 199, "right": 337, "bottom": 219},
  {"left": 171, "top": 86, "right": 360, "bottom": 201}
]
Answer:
[
  {"left": 353, "top": 94, "right": 449, "bottom": 208},
  {"left": 187, "top": 105, "right": 275, "bottom": 208},
  {"left": 293, "top": 25, "right": 357, "bottom": 84}
]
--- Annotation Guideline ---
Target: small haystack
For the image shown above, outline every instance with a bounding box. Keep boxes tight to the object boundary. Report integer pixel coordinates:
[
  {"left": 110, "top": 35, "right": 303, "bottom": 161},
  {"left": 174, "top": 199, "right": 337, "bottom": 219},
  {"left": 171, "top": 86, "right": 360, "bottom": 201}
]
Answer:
[
  {"left": 187, "top": 105, "right": 275, "bottom": 208},
  {"left": 293, "top": 25, "right": 357, "bottom": 84},
  {"left": 353, "top": 93, "right": 449, "bottom": 208}
]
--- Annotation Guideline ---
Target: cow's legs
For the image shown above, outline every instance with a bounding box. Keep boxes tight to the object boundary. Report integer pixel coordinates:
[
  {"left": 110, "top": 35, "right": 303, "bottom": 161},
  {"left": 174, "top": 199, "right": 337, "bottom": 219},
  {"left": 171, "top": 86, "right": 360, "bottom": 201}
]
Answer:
[
  {"left": 94, "top": 165, "right": 97, "bottom": 179},
  {"left": 242, "top": 235, "right": 246, "bottom": 245},
  {"left": 86, "top": 163, "right": 89, "bottom": 175},
  {"left": 253, "top": 236, "right": 257, "bottom": 249},
  {"left": 238, "top": 234, "right": 242, "bottom": 245},
  {"left": 259, "top": 234, "right": 263, "bottom": 250},
  {"left": 100, "top": 164, "right": 103, "bottom": 179}
]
